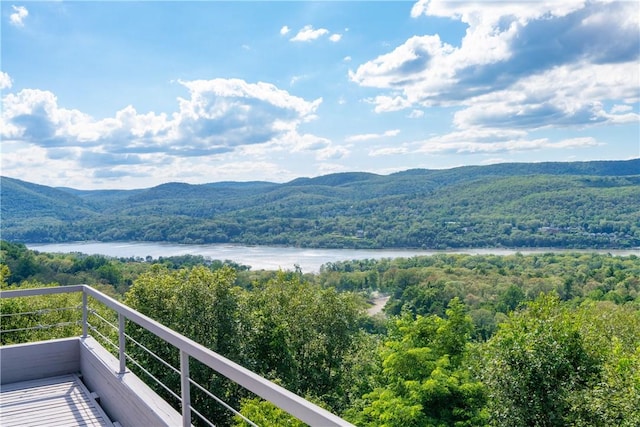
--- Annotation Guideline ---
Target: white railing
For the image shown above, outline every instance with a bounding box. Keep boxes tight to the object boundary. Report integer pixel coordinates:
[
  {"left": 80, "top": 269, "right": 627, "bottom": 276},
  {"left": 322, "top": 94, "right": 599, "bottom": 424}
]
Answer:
[{"left": 0, "top": 285, "right": 354, "bottom": 427}]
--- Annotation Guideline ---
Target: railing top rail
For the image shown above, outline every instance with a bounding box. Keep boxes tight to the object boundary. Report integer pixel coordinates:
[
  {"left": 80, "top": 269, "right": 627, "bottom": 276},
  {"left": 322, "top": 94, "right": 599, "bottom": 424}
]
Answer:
[
  {"left": 0, "top": 285, "right": 354, "bottom": 427},
  {"left": 0, "top": 285, "right": 85, "bottom": 298}
]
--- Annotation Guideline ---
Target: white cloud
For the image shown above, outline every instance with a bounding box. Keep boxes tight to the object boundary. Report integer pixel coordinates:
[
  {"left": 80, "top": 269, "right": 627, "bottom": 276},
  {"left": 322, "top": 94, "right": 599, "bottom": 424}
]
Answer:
[
  {"left": 414, "top": 131, "right": 600, "bottom": 155},
  {"left": 290, "top": 25, "right": 329, "bottom": 42},
  {"left": 173, "top": 158, "right": 289, "bottom": 183},
  {"left": 453, "top": 62, "right": 640, "bottom": 130},
  {"left": 329, "top": 33, "right": 342, "bottom": 42},
  {"left": 369, "top": 146, "right": 409, "bottom": 156},
  {"left": 10, "top": 5, "right": 28, "bottom": 27},
  {"left": 411, "top": 0, "right": 585, "bottom": 23},
  {"left": 481, "top": 158, "right": 508, "bottom": 165},
  {"left": 352, "top": 1, "right": 640, "bottom": 132},
  {"left": 610, "top": 104, "right": 633, "bottom": 114},
  {"left": 280, "top": 25, "right": 290, "bottom": 35},
  {"left": 408, "top": 109, "right": 424, "bottom": 118},
  {"left": 316, "top": 162, "right": 349, "bottom": 175},
  {"left": 343, "top": 56, "right": 352, "bottom": 62},
  {"left": 317, "top": 145, "right": 348, "bottom": 161},
  {"left": 0, "top": 71, "right": 13, "bottom": 90},
  {"left": 289, "top": 133, "right": 331, "bottom": 152},
  {"left": 350, "top": 35, "right": 454, "bottom": 91},
  {"left": 1, "top": 78, "right": 324, "bottom": 176},
  {"left": 367, "top": 95, "right": 412, "bottom": 113},
  {"left": 289, "top": 74, "right": 307, "bottom": 86},
  {"left": 346, "top": 129, "right": 400, "bottom": 142}
]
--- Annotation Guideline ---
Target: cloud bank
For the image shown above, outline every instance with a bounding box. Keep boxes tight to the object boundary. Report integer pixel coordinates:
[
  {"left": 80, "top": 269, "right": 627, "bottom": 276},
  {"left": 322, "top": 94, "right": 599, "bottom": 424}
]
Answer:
[
  {"left": 1, "top": 76, "right": 334, "bottom": 184},
  {"left": 351, "top": 0, "right": 639, "bottom": 151}
]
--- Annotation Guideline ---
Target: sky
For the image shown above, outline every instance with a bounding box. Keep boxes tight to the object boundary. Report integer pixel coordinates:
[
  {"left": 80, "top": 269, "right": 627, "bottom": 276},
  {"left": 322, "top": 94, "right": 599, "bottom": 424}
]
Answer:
[{"left": 1, "top": 1, "right": 639, "bottom": 190}]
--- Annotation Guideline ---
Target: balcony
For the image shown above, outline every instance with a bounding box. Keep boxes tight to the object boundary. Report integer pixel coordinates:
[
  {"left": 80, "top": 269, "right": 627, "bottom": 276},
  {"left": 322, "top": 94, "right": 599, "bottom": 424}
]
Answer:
[{"left": 0, "top": 285, "right": 354, "bottom": 426}]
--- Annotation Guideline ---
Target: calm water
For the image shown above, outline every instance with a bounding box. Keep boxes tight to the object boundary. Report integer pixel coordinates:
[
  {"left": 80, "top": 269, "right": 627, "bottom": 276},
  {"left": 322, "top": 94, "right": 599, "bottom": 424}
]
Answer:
[{"left": 27, "top": 242, "right": 638, "bottom": 273}]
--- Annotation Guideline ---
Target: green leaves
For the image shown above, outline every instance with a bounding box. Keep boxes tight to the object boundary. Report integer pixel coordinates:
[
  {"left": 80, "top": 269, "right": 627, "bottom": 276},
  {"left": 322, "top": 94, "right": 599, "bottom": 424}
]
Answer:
[
  {"left": 350, "top": 299, "right": 487, "bottom": 427},
  {"left": 124, "top": 266, "right": 371, "bottom": 425},
  {"left": 4, "top": 160, "right": 640, "bottom": 249},
  {"left": 483, "top": 294, "right": 640, "bottom": 426}
]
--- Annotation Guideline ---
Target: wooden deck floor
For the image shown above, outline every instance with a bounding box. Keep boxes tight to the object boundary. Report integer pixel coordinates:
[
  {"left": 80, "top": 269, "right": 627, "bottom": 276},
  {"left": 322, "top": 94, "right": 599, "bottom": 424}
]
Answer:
[{"left": 0, "top": 374, "right": 114, "bottom": 427}]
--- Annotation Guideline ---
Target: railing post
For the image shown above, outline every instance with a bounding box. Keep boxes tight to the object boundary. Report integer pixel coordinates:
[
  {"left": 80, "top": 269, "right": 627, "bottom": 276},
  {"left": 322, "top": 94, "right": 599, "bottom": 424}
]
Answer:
[
  {"left": 118, "top": 313, "right": 126, "bottom": 374},
  {"left": 82, "top": 290, "right": 88, "bottom": 338},
  {"left": 180, "top": 350, "right": 191, "bottom": 427}
]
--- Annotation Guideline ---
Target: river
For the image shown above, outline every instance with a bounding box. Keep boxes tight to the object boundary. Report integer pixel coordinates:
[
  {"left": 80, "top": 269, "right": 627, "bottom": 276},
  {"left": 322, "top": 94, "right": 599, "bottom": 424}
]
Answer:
[{"left": 26, "top": 242, "right": 638, "bottom": 273}]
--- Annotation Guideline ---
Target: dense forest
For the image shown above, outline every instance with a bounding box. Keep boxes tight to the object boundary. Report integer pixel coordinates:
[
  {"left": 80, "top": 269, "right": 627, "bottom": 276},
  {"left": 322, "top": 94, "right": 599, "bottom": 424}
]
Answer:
[
  {"left": 2, "top": 159, "right": 640, "bottom": 249},
  {"left": 2, "top": 241, "right": 639, "bottom": 426}
]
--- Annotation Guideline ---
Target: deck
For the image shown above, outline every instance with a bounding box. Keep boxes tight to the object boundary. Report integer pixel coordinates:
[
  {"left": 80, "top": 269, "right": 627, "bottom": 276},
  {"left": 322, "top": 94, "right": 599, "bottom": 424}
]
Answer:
[
  {"left": 0, "top": 285, "right": 354, "bottom": 427},
  {"left": 0, "top": 374, "right": 114, "bottom": 427}
]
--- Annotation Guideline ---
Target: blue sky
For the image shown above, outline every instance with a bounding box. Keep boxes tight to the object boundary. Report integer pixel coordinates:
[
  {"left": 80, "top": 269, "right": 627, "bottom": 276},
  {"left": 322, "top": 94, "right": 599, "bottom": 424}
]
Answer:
[{"left": 1, "top": 1, "right": 639, "bottom": 190}]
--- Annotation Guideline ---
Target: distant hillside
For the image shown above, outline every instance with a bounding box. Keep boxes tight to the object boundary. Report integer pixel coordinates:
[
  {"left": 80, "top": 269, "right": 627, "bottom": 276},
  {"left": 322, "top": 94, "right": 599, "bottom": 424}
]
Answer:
[{"left": 2, "top": 159, "right": 639, "bottom": 249}]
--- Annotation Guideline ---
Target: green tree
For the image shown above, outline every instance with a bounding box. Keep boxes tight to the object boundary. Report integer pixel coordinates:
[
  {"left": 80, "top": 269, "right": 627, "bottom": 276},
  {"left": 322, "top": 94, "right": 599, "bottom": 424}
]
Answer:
[
  {"left": 482, "top": 293, "right": 601, "bottom": 426},
  {"left": 570, "top": 301, "right": 640, "bottom": 426},
  {"left": 124, "top": 265, "right": 246, "bottom": 426},
  {"left": 244, "top": 271, "right": 369, "bottom": 412},
  {"left": 348, "top": 298, "right": 487, "bottom": 426}
]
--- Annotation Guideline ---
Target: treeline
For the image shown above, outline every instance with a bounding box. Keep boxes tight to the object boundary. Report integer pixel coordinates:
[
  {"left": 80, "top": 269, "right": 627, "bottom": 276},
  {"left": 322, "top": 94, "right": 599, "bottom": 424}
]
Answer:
[
  {"left": 1, "top": 241, "right": 639, "bottom": 426},
  {"left": 3, "top": 160, "right": 639, "bottom": 249}
]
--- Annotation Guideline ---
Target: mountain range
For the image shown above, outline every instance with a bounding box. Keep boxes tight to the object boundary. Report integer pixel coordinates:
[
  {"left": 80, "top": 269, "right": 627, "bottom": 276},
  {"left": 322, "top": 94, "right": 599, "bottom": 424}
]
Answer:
[{"left": 2, "top": 159, "right": 639, "bottom": 249}]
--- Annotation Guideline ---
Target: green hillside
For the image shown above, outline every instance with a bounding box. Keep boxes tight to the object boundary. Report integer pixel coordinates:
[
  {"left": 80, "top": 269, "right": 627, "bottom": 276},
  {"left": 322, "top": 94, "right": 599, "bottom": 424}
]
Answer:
[{"left": 2, "top": 159, "right": 639, "bottom": 248}]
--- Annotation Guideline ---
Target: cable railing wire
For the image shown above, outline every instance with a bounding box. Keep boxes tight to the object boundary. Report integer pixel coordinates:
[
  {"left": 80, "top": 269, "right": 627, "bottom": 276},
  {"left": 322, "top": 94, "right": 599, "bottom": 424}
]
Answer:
[
  {"left": 87, "top": 322, "right": 120, "bottom": 352},
  {"left": 0, "top": 306, "right": 79, "bottom": 318},
  {"left": 123, "top": 351, "right": 182, "bottom": 403},
  {"left": 125, "top": 330, "right": 181, "bottom": 376},
  {"left": 189, "top": 376, "right": 259, "bottom": 427},
  {"left": 1, "top": 320, "right": 80, "bottom": 335},
  {"left": 124, "top": 324, "right": 249, "bottom": 426},
  {"left": 88, "top": 308, "right": 119, "bottom": 333},
  {"left": 87, "top": 320, "right": 184, "bottom": 406},
  {"left": 189, "top": 405, "right": 217, "bottom": 427}
]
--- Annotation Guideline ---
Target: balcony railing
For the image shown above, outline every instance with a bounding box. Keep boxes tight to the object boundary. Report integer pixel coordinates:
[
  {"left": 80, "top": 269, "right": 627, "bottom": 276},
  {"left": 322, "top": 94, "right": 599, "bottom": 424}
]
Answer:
[{"left": 0, "top": 285, "right": 354, "bottom": 427}]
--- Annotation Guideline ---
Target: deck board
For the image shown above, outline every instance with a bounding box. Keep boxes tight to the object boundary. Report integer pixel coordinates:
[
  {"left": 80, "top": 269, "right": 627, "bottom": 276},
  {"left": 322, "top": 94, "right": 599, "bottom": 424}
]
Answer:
[{"left": 0, "top": 374, "right": 114, "bottom": 427}]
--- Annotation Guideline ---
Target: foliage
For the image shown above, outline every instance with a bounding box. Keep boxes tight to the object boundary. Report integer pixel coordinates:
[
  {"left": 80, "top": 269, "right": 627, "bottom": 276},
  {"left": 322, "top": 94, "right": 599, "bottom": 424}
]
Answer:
[
  {"left": 347, "top": 298, "right": 488, "bottom": 426},
  {"left": 123, "top": 265, "right": 245, "bottom": 425},
  {"left": 122, "top": 265, "right": 371, "bottom": 425},
  {"left": 235, "top": 398, "right": 307, "bottom": 427},
  {"left": 319, "top": 252, "right": 640, "bottom": 340},
  {"left": 243, "top": 272, "right": 369, "bottom": 412},
  {"left": 2, "top": 244, "right": 639, "bottom": 426},
  {"left": 0, "top": 280, "right": 83, "bottom": 345},
  {"left": 3, "top": 160, "right": 639, "bottom": 249},
  {"left": 482, "top": 293, "right": 640, "bottom": 426}
]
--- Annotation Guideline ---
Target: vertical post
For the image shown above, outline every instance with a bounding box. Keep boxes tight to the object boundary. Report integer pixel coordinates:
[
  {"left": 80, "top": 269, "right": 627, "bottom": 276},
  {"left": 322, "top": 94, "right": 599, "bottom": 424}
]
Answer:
[
  {"left": 82, "top": 291, "right": 88, "bottom": 338},
  {"left": 180, "top": 350, "right": 191, "bottom": 427},
  {"left": 118, "top": 313, "right": 126, "bottom": 374}
]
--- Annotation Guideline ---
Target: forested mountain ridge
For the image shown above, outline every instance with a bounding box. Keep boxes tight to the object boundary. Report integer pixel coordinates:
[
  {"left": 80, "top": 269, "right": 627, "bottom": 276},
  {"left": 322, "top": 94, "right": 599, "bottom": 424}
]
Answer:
[{"left": 2, "top": 159, "right": 639, "bottom": 248}]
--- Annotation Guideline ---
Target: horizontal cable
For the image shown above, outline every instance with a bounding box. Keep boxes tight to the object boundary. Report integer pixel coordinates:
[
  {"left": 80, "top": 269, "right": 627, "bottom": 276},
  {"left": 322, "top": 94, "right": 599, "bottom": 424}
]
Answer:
[
  {"left": 1, "top": 321, "right": 79, "bottom": 334},
  {"left": 189, "top": 405, "right": 217, "bottom": 427},
  {"left": 124, "top": 331, "right": 181, "bottom": 376},
  {"left": 87, "top": 306, "right": 255, "bottom": 426},
  {"left": 88, "top": 309, "right": 119, "bottom": 332},
  {"left": 189, "top": 377, "right": 258, "bottom": 427},
  {"left": 87, "top": 322, "right": 183, "bottom": 410},
  {"left": 124, "top": 352, "right": 182, "bottom": 403},
  {"left": 87, "top": 322, "right": 120, "bottom": 352},
  {"left": 0, "top": 306, "right": 79, "bottom": 318}
]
